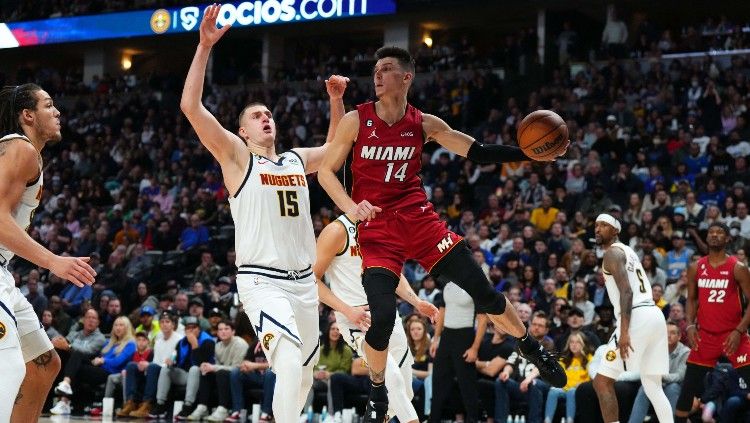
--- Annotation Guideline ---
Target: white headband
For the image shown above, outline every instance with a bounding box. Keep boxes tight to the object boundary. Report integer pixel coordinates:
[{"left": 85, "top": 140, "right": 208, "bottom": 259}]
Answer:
[{"left": 596, "top": 213, "right": 621, "bottom": 232}]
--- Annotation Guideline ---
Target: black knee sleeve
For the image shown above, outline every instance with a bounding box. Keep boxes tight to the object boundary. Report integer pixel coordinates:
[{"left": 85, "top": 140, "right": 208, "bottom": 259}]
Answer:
[
  {"left": 362, "top": 268, "right": 399, "bottom": 351},
  {"left": 430, "top": 241, "right": 506, "bottom": 315},
  {"left": 676, "top": 363, "right": 711, "bottom": 412}
]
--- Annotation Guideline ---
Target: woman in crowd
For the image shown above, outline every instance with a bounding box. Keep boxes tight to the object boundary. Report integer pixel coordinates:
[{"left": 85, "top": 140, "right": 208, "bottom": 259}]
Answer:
[
  {"left": 642, "top": 253, "right": 667, "bottom": 288},
  {"left": 51, "top": 316, "right": 136, "bottom": 415},
  {"left": 408, "top": 318, "right": 433, "bottom": 420},
  {"left": 544, "top": 332, "right": 592, "bottom": 423},
  {"left": 304, "top": 321, "right": 352, "bottom": 412},
  {"left": 623, "top": 192, "right": 643, "bottom": 225},
  {"left": 562, "top": 238, "right": 587, "bottom": 276}
]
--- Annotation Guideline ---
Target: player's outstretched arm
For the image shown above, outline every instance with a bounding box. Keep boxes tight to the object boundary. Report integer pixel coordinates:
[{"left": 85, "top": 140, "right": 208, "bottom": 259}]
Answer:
[
  {"left": 395, "top": 274, "right": 438, "bottom": 322},
  {"left": 313, "top": 217, "right": 370, "bottom": 331},
  {"left": 180, "top": 4, "right": 246, "bottom": 186},
  {"left": 318, "top": 111, "right": 381, "bottom": 221},
  {"left": 293, "top": 75, "right": 348, "bottom": 174},
  {"left": 602, "top": 247, "right": 633, "bottom": 357},
  {"left": 423, "top": 113, "right": 534, "bottom": 163},
  {"left": 0, "top": 140, "right": 95, "bottom": 287}
]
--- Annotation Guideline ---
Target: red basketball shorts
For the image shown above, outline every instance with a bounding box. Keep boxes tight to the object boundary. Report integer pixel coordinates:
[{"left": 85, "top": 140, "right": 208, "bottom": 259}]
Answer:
[
  {"left": 356, "top": 203, "right": 463, "bottom": 277},
  {"left": 687, "top": 329, "right": 750, "bottom": 368}
]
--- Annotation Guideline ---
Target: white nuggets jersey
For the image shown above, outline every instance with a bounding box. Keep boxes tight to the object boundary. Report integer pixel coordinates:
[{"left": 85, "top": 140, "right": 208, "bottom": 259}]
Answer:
[
  {"left": 0, "top": 134, "right": 42, "bottom": 268},
  {"left": 229, "top": 152, "right": 315, "bottom": 270},
  {"left": 601, "top": 242, "right": 654, "bottom": 320},
  {"left": 325, "top": 215, "right": 367, "bottom": 305}
]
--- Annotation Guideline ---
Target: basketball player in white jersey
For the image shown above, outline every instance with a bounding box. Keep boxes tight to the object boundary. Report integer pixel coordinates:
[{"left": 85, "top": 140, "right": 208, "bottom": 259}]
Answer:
[
  {"left": 0, "top": 83, "right": 97, "bottom": 422},
  {"left": 180, "top": 6, "right": 347, "bottom": 423},
  {"left": 313, "top": 213, "right": 438, "bottom": 422},
  {"left": 592, "top": 214, "right": 672, "bottom": 423}
]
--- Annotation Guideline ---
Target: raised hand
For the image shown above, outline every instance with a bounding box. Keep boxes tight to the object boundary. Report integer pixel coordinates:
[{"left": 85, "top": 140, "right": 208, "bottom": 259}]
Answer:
[
  {"left": 199, "top": 4, "right": 232, "bottom": 48},
  {"left": 49, "top": 256, "right": 96, "bottom": 287},
  {"left": 326, "top": 75, "right": 350, "bottom": 100}
]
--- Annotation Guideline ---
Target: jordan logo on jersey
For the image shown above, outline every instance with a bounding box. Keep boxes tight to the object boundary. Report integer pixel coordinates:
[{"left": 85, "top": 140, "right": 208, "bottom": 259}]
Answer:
[{"left": 368, "top": 129, "right": 379, "bottom": 139}]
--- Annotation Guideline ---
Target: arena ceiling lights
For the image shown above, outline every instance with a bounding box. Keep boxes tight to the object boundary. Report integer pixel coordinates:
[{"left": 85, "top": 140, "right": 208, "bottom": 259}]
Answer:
[{"left": 0, "top": 0, "right": 396, "bottom": 49}]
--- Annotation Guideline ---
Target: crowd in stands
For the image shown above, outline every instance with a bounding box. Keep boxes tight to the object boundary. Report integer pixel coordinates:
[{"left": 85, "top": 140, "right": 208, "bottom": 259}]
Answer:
[{"left": 1, "top": 3, "right": 750, "bottom": 421}]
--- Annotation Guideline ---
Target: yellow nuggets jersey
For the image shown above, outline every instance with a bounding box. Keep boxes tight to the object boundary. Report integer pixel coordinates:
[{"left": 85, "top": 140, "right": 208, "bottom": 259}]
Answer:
[
  {"left": 229, "top": 152, "right": 316, "bottom": 271},
  {"left": 325, "top": 215, "right": 367, "bottom": 306},
  {"left": 0, "top": 134, "right": 42, "bottom": 268}
]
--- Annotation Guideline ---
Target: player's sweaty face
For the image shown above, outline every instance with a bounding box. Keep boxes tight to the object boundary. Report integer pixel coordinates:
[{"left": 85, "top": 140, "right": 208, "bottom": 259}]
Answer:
[
  {"left": 706, "top": 227, "right": 727, "bottom": 247},
  {"left": 594, "top": 221, "right": 615, "bottom": 244},
  {"left": 241, "top": 106, "right": 275, "bottom": 144},
  {"left": 30, "top": 90, "right": 62, "bottom": 144},
  {"left": 373, "top": 59, "right": 406, "bottom": 96}
]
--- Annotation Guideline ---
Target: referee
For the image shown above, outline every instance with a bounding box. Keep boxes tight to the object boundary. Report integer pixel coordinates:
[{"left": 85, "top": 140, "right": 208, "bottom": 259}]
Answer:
[{"left": 429, "top": 281, "right": 488, "bottom": 422}]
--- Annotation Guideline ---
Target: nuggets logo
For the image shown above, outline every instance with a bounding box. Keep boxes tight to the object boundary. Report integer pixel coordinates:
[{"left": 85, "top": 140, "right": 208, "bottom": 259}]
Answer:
[
  {"left": 0, "top": 321, "right": 5, "bottom": 340},
  {"left": 150, "top": 9, "right": 171, "bottom": 34},
  {"left": 605, "top": 350, "right": 617, "bottom": 362},
  {"left": 262, "top": 333, "right": 274, "bottom": 350}
]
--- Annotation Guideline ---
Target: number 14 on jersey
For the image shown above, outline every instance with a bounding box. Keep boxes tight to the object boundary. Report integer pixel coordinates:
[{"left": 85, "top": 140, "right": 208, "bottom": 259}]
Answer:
[{"left": 384, "top": 162, "right": 408, "bottom": 182}]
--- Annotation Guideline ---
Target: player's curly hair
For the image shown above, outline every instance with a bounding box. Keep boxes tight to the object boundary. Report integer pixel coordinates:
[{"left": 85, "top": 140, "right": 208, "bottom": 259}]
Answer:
[
  {"left": 0, "top": 83, "right": 42, "bottom": 137},
  {"left": 375, "top": 46, "right": 415, "bottom": 73}
]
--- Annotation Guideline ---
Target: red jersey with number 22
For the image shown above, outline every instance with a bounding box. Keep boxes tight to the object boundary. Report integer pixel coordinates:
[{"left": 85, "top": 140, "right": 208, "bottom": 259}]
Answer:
[
  {"left": 351, "top": 102, "right": 427, "bottom": 210},
  {"left": 696, "top": 255, "right": 741, "bottom": 333}
]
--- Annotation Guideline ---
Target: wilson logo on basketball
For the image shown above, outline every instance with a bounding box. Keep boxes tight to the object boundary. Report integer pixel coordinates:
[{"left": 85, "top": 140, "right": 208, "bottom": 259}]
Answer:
[{"left": 530, "top": 138, "right": 561, "bottom": 155}]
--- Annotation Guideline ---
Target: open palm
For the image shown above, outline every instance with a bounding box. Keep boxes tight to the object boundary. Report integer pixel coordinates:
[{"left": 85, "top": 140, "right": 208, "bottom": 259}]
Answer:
[{"left": 199, "top": 3, "right": 231, "bottom": 48}]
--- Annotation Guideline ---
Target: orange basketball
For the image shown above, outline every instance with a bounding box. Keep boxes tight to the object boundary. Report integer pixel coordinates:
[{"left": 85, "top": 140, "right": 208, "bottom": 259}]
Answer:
[{"left": 517, "top": 110, "right": 569, "bottom": 161}]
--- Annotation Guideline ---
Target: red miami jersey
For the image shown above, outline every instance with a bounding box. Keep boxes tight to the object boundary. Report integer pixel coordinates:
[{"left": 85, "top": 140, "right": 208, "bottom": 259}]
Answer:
[
  {"left": 696, "top": 255, "right": 742, "bottom": 333},
  {"left": 351, "top": 102, "right": 427, "bottom": 210}
]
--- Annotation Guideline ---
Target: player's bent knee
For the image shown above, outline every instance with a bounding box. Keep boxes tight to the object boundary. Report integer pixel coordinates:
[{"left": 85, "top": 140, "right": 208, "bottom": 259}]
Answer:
[{"left": 363, "top": 268, "right": 398, "bottom": 351}]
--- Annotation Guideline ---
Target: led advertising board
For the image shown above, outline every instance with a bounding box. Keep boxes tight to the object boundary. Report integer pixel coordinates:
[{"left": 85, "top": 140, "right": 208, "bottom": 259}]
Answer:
[{"left": 0, "top": 0, "right": 397, "bottom": 49}]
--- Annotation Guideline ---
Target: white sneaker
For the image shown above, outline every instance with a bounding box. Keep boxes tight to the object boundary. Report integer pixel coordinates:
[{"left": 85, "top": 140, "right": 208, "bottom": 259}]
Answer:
[
  {"left": 333, "top": 411, "right": 342, "bottom": 423},
  {"left": 187, "top": 404, "right": 209, "bottom": 421},
  {"left": 50, "top": 400, "right": 72, "bottom": 415},
  {"left": 54, "top": 381, "right": 73, "bottom": 396},
  {"left": 206, "top": 405, "right": 228, "bottom": 422}
]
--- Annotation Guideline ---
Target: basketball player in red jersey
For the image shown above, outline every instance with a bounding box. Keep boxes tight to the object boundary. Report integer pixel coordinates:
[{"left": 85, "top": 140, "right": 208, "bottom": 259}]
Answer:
[
  {"left": 675, "top": 222, "right": 750, "bottom": 422},
  {"left": 318, "top": 46, "right": 567, "bottom": 422}
]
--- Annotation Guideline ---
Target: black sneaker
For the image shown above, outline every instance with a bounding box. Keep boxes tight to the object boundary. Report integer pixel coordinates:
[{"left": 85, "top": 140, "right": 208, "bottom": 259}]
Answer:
[
  {"left": 363, "top": 384, "right": 388, "bottom": 423},
  {"left": 147, "top": 402, "right": 168, "bottom": 420},
  {"left": 517, "top": 343, "right": 567, "bottom": 388},
  {"left": 174, "top": 403, "right": 196, "bottom": 421}
]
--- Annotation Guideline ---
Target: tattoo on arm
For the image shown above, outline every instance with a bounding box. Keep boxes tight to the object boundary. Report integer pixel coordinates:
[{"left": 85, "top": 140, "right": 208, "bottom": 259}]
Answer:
[
  {"left": 32, "top": 350, "right": 54, "bottom": 369},
  {"left": 369, "top": 367, "right": 386, "bottom": 383}
]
